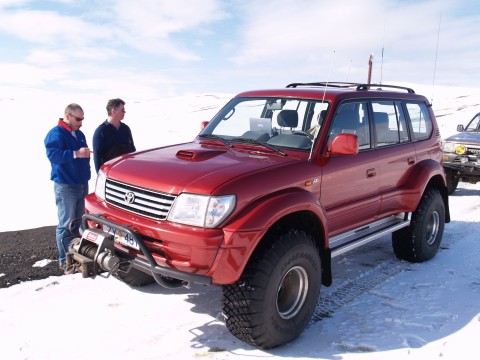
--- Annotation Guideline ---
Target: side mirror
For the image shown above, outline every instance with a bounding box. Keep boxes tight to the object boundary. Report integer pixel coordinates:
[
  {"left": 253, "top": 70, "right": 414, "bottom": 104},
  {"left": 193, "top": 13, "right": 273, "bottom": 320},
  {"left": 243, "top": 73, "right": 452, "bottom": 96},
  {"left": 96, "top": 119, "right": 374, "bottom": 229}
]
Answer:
[
  {"left": 457, "top": 124, "right": 464, "bottom": 132},
  {"left": 200, "top": 121, "right": 209, "bottom": 130},
  {"left": 330, "top": 133, "right": 359, "bottom": 156}
]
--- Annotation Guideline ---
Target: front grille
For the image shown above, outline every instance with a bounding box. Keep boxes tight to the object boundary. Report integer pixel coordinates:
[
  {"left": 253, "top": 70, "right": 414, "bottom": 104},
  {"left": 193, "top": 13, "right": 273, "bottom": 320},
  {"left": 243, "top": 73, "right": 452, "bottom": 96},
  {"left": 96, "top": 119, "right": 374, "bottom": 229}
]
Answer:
[
  {"left": 467, "top": 147, "right": 480, "bottom": 155},
  {"left": 105, "top": 179, "right": 176, "bottom": 220}
]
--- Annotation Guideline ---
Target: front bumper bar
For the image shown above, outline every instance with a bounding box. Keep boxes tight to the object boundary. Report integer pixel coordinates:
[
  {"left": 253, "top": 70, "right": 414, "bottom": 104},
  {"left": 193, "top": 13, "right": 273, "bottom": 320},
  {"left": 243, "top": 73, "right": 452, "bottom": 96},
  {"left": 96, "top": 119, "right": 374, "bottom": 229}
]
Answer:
[{"left": 80, "top": 213, "right": 212, "bottom": 287}]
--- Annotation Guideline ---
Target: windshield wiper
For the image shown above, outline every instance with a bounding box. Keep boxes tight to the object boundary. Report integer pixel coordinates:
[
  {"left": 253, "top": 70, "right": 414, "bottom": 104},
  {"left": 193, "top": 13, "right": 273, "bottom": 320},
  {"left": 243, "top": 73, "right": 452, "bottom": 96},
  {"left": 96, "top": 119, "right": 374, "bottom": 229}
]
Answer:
[
  {"left": 198, "top": 134, "right": 233, "bottom": 147},
  {"left": 230, "top": 137, "right": 287, "bottom": 156}
]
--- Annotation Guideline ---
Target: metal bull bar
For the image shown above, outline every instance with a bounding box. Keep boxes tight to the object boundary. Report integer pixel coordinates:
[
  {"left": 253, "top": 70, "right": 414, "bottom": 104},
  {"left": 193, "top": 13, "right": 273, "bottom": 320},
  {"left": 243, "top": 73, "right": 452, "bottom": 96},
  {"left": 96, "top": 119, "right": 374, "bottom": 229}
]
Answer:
[{"left": 69, "top": 213, "right": 212, "bottom": 288}]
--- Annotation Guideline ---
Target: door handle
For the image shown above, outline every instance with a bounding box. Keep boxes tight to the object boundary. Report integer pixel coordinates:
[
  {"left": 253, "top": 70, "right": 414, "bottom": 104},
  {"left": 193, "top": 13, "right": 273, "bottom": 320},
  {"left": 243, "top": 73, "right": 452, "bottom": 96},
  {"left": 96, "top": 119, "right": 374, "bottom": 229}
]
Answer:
[
  {"left": 407, "top": 157, "right": 415, "bottom": 165},
  {"left": 366, "top": 168, "right": 376, "bottom": 178}
]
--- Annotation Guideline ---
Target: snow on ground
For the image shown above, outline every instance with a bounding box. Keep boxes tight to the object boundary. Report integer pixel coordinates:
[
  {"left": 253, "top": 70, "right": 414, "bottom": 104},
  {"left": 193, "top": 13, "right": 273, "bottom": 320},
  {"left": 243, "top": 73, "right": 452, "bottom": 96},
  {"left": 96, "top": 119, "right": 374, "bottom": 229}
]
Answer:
[{"left": 0, "top": 84, "right": 480, "bottom": 359}]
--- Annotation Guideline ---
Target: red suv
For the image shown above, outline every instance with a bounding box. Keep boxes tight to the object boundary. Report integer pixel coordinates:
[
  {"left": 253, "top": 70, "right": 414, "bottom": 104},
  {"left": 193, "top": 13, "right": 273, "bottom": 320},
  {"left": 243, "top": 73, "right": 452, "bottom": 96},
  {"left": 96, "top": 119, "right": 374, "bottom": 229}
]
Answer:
[{"left": 69, "top": 82, "right": 450, "bottom": 349}]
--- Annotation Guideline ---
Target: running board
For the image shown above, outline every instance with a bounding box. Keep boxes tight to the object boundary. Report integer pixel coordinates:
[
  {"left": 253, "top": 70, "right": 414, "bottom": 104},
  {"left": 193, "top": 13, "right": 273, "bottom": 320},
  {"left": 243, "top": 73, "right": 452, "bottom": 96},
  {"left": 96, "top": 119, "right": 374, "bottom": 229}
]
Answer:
[{"left": 330, "top": 213, "right": 411, "bottom": 258}]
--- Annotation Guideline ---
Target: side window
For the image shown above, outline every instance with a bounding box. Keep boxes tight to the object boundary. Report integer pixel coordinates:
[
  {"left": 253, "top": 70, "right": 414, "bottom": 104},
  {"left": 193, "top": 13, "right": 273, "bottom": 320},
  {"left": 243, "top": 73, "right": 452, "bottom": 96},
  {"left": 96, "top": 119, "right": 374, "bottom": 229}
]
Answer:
[
  {"left": 372, "top": 101, "right": 409, "bottom": 147},
  {"left": 405, "top": 102, "right": 432, "bottom": 141},
  {"left": 329, "top": 102, "right": 370, "bottom": 150}
]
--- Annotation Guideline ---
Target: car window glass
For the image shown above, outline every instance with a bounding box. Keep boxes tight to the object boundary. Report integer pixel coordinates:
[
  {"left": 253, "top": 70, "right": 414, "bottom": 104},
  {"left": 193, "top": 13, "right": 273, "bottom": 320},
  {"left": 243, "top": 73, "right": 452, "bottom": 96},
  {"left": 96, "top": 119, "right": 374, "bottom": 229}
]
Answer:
[
  {"left": 466, "top": 113, "right": 480, "bottom": 132},
  {"left": 372, "top": 101, "right": 409, "bottom": 147},
  {"left": 405, "top": 102, "right": 432, "bottom": 141},
  {"left": 329, "top": 102, "right": 370, "bottom": 150},
  {"left": 206, "top": 97, "right": 328, "bottom": 151}
]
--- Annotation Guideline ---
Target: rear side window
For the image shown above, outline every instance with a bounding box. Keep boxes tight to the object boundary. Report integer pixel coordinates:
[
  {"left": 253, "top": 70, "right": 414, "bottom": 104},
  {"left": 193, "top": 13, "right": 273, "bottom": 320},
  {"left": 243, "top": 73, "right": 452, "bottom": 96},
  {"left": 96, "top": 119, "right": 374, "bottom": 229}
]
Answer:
[
  {"left": 405, "top": 102, "right": 432, "bottom": 141},
  {"left": 372, "top": 101, "right": 409, "bottom": 147}
]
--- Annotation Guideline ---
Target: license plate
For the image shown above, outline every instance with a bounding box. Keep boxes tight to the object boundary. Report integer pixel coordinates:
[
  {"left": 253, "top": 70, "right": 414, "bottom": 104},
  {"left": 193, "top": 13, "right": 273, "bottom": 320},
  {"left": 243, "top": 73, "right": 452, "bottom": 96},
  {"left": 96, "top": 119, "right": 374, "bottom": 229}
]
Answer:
[{"left": 103, "top": 225, "right": 140, "bottom": 250}]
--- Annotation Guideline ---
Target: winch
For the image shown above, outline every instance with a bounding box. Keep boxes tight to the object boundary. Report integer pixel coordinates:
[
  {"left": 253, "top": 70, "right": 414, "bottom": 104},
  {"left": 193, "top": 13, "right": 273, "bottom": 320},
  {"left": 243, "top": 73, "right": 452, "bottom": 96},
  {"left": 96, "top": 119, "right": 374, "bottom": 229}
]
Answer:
[{"left": 66, "top": 228, "right": 123, "bottom": 278}]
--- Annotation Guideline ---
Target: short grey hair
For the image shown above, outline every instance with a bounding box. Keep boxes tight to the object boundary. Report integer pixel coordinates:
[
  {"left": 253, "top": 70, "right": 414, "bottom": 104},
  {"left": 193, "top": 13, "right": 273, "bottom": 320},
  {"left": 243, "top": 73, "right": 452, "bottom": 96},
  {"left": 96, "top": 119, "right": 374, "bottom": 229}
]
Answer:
[{"left": 64, "top": 103, "right": 83, "bottom": 115}]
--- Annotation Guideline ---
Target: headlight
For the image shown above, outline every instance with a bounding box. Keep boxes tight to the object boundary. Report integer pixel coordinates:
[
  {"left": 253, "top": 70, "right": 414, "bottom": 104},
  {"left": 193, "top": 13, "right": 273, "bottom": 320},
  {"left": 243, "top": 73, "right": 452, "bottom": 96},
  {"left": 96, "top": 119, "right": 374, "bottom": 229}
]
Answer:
[
  {"left": 95, "top": 170, "right": 107, "bottom": 200},
  {"left": 168, "top": 194, "right": 236, "bottom": 228},
  {"left": 442, "top": 142, "right": 455, "bottom": 153},
  {"left": 455, "top": 144, "right": 466, "bottom": 155}
]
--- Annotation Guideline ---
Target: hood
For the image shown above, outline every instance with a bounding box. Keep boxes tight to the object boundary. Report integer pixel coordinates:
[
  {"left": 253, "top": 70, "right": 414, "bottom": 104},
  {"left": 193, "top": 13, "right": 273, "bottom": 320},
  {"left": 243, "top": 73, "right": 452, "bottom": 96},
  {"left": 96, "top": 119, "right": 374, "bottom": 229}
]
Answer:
[
  {"left": 104, "top": 141, "right": 300, "bottom": 195},
  {"left": 444, "top": 131, "right": 480, "bottom": 144}
]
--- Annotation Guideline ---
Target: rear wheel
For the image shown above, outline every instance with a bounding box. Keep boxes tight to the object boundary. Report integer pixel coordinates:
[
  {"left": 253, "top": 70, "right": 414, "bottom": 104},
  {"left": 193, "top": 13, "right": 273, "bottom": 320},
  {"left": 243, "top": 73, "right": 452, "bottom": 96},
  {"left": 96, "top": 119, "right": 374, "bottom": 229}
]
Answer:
[
  {"left": 222, "top": 230, "right": 321, "bottom": 349},
  {"left": 392, "top": 188, "right": 445, "bottom": 262}
]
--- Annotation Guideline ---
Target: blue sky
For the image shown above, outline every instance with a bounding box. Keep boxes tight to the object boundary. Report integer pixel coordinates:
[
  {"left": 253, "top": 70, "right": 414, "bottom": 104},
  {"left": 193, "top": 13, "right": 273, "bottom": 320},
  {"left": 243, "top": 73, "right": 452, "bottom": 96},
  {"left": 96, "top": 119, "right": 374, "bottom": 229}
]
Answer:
[{"left": 1, "top": 0, "right": 480, "bottom": 100}]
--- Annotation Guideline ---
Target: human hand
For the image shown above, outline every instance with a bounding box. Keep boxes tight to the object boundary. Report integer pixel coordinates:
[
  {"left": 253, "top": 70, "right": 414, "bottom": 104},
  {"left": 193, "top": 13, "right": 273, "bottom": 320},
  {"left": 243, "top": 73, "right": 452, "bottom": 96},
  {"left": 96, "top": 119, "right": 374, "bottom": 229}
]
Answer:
[{"left": 76, "top": 147, "right": 92, "bottom": 158}]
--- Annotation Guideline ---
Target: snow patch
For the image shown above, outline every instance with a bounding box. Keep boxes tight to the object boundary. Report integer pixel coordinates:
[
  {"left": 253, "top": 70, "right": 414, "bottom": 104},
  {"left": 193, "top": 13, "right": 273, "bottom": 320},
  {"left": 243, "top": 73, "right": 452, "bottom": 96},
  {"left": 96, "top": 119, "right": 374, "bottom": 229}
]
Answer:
[{"left": 32, "top": 259, "right": 55, "bottom": 268}]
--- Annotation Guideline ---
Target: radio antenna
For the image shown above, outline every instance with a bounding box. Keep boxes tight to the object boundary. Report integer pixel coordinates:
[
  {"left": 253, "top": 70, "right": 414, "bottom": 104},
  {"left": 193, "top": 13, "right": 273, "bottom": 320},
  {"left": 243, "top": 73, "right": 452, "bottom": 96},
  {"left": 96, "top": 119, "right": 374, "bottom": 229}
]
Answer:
[
  {"left": 380, "top": 19, "right": 386, "bottom": 84},
  {"left": 309, "top": 50, "right": 335, "bottom": 162},
  {"left": 431, "top": 13, "right": 442, "bottom": 105},
  {"left": 321, "top": 50, "right": 336, "bottom": 103},
  {"left": 346, "top": 59, "right": 352, "bottom": 82}
]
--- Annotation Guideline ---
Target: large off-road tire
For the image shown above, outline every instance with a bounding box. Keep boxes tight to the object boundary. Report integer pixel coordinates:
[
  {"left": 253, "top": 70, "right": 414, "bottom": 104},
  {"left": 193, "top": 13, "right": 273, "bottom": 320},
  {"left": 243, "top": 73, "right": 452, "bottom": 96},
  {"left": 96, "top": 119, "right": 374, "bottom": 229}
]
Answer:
[
  {"left": 222, "top": 230, "right": 321, "bottom": 349},
  {"left": 392, "top": 188, "right": 445, "bottom": 262},
  {"left": 114, "top": 267, "right": 155, "bottom": 287},
  {"left": 444, "top": 168, "right": 459, "bottom": 195}
]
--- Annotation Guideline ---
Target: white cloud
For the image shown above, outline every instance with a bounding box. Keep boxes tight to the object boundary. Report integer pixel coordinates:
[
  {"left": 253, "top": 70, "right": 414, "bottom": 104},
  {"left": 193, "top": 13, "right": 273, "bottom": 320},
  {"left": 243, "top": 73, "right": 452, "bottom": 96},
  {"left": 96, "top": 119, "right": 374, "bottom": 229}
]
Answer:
[
  {"left": 25, "top": 49, "right": 67, "bottom": 64},
  {"left": 108, "top": 0, "right": 229, "bottom": 61},
  {"left": 0, "top": 0, "right": 479, "bottom": 96},
  {"left": 0, "top": 9, "right": 112, "bottom": 46},
  {"left": 0, "top": 62, "right": 69, "bottom": 86},
  {"left": 228, "top": 0, "right": 479, "bottom": 85},
  {"left": 115, "top": 0, "right": 227, "bottom": 35},
  {"left": 0, "top": 0, "right": 230, "bottom": 63},
  {"left": 0, "top": 0, "right": 28, "bottom": 7}
]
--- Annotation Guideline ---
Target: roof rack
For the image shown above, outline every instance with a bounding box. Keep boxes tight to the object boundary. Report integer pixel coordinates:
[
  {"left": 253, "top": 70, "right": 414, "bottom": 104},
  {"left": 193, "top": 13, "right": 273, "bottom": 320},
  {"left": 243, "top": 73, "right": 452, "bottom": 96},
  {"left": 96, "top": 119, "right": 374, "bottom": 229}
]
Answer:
[
  {"left": 286, "top": 82, "right": 360, "bottom": 88},
  {"left": 356, "top": 84, "right": 415, "bottom": 93},
  {"left": 286, "top": 82, "right": 415, "bottom": 94}
]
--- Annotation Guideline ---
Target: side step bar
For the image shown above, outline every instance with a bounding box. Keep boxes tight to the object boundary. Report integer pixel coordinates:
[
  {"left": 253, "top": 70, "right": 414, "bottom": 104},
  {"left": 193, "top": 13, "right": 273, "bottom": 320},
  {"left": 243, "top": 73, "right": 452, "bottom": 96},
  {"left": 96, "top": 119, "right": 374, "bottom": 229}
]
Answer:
[{"left": 330, "top": 213, "right": 411, "bottom": 258}]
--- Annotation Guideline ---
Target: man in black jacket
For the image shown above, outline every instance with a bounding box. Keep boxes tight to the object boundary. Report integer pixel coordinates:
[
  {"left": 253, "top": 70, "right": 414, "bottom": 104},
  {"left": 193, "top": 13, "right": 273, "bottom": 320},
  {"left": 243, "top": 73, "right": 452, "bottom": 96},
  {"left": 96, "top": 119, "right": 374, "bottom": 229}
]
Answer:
[{"left": 93, "top": 98, "right": 136, "bottom": 173}]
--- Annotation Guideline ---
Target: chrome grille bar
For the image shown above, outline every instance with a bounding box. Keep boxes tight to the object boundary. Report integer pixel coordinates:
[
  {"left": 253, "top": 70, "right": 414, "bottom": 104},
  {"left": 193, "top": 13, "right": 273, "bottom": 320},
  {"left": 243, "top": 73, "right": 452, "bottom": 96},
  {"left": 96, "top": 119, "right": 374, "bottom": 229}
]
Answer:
[{"left": 105, "top": 178, "right": 176, "bottom": 220}]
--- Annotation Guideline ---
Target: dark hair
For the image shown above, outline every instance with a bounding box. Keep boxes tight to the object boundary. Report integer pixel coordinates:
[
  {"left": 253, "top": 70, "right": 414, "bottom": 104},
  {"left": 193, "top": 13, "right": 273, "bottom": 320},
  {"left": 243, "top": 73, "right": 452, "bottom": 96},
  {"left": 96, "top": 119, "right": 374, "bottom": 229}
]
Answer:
[
  {"left": 106, "top": 98, "right": 125, "bottom": 116},
  {"left": 64, "top": 103, "right": 83, "bottom": 116}
]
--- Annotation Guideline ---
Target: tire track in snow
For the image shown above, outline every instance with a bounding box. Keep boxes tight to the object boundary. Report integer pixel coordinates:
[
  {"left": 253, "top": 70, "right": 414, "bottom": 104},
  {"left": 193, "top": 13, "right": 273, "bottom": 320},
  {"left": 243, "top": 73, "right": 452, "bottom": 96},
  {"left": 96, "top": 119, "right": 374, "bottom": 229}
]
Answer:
[
  {"left": 308, "top": 259, "right": 412, "bottom": 327},
  {"left": 308, "top": 207, "right": 476, "bottom": 327}
]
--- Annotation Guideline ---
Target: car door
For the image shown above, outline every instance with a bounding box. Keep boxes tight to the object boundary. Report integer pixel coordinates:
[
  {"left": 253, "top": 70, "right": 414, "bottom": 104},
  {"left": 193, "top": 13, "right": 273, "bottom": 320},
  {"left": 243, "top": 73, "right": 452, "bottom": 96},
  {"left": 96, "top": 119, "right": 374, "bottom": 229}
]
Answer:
[
  {"left": 320, "top": 101, "right": 381, "bottom": 236},
  {"left": 371, "top": 101, "right": 417, "bottom": 215}
]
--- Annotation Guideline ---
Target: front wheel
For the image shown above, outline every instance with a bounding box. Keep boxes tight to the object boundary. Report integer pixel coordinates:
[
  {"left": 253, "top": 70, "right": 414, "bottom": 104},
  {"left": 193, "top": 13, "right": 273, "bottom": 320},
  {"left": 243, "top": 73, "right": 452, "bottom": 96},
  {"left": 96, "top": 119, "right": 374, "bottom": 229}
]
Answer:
[
  {"left": 445, "top": 168, "right": 459, "bottom": 195},
  {"left": 392, "top": 188, "right": 445, "bottom": 262},
  {"left": 222, "top": 230, "right": 321, "bottom": 349}
]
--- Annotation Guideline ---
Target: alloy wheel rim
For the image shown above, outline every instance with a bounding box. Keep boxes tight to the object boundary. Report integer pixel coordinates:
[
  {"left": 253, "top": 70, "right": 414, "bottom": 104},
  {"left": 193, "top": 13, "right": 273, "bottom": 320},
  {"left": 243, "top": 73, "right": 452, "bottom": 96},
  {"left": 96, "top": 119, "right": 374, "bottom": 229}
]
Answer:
[{"left": 276, "top": 266, "right": 309, "bottom": 320}]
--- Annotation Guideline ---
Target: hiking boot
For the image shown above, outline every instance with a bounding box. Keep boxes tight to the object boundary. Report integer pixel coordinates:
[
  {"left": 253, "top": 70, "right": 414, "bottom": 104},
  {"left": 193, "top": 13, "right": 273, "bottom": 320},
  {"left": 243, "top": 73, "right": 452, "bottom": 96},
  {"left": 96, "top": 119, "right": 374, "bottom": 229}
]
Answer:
[{"left": 64, "top": 264, "right": 76, "bottom": 275}]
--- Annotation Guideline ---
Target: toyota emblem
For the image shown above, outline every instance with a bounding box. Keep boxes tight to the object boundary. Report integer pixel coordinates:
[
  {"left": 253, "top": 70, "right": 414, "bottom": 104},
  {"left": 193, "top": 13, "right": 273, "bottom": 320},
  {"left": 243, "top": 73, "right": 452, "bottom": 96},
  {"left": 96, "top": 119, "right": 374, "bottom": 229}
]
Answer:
[{"left": 124, "top": 192, "right": 135, "bottom": 204}]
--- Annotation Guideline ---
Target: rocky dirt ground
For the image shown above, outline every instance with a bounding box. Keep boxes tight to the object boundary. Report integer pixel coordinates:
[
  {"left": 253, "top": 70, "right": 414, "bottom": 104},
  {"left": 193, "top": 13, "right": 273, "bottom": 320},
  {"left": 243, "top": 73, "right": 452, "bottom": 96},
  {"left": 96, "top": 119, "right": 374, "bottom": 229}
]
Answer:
[{"left": 0, "top": 226, "right": 64, "bottom": 288}]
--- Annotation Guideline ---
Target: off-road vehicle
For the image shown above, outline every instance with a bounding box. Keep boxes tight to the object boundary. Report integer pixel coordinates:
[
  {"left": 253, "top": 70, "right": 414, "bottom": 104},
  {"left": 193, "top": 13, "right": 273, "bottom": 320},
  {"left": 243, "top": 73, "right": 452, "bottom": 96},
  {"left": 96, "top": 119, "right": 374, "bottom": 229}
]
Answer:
[
  {"left": 443, "top": 112, "right": 480, "bottom": 194},
  {"left": 68, "top": 82, "right": 450, "bottom": 349}
]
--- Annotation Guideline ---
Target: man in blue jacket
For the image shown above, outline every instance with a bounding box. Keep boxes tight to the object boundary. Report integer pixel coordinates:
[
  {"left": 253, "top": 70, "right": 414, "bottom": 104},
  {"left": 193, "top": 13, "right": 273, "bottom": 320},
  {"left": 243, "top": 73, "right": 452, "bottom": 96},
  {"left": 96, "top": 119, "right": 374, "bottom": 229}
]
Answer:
[{"left": 44, "top": 103, "right": 91, "bottom": 269}]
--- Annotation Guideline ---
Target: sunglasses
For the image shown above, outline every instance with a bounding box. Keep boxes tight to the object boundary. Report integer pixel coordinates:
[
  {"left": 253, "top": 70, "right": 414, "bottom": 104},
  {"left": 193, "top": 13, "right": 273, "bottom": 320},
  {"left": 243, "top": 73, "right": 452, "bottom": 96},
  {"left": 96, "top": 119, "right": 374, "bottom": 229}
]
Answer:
[{"left": 69, "top": 113, "right": 84, "bottom": 121}]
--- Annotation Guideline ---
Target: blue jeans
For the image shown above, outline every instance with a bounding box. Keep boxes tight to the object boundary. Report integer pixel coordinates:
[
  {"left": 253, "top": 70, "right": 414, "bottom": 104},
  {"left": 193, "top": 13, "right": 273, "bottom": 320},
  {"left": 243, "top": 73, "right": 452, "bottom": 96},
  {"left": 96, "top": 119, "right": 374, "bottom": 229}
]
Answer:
[{"left": 54, "top": 183, "right": 89, "bottom": 264}]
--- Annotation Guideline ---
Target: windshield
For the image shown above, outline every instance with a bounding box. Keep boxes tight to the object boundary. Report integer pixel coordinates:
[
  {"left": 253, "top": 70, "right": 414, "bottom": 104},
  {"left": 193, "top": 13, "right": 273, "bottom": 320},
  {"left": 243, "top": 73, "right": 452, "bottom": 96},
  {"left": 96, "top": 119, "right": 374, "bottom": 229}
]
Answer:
[
  {"left": 465, "top": 113, "right": 480, "bottom": 132},
  {"left": 200, "top": 97, "right": 329, "bottom": 151}
]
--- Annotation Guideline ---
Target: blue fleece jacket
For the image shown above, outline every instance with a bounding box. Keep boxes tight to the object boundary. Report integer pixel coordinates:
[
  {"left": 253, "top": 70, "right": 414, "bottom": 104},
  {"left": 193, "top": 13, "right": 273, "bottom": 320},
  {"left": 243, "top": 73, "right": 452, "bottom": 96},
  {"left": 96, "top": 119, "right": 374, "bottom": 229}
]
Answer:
[{"left": 44, "top": 119, "right": 91, "bottom": 184}]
